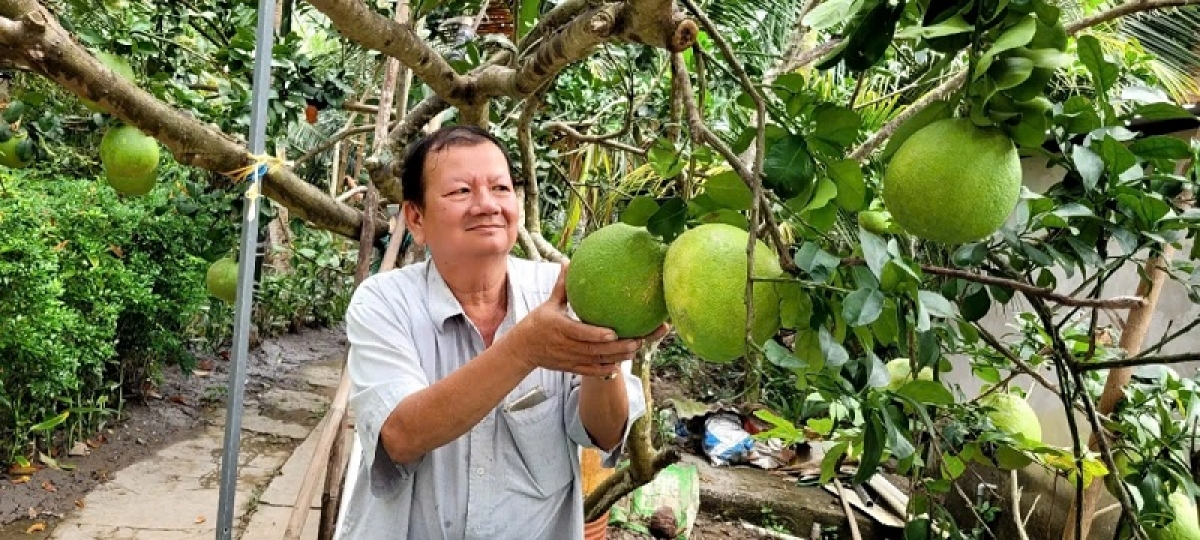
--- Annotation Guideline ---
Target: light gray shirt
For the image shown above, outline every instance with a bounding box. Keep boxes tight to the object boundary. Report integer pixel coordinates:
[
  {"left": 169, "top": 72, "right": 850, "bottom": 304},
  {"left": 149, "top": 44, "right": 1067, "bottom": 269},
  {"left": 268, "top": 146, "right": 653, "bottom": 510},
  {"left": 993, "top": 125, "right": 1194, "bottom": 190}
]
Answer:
[{"left": 337, "top": 256, "right": 645, "bottom": 540}]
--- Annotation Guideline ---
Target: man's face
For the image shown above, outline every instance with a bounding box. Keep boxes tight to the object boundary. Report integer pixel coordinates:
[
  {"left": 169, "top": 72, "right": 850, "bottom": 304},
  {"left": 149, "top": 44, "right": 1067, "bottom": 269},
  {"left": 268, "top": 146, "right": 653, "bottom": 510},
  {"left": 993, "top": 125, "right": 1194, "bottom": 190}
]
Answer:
[{"left": 405, "top": 141, "right": 519, "bottom": 260}]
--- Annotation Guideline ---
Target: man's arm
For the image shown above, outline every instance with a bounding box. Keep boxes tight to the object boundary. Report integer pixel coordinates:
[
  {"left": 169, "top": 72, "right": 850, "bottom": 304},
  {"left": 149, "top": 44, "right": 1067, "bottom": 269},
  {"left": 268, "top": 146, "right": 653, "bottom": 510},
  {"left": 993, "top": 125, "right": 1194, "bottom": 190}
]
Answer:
[{"left": 577, "top": 375, "right": 631, "bottom": 452}]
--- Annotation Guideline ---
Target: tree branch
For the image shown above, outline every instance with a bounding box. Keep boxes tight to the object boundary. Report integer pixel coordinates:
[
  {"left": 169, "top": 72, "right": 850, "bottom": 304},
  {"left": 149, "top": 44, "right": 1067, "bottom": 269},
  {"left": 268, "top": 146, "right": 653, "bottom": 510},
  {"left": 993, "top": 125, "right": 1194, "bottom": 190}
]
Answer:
[
  {"left": 1065, "top": 0, "right": 1200, "bottom": 33},
  {"left": 518, "top": 89, "right": 546, "bottom": 234},
  {"left": 671, "top": 53, "right": 798, "bottom": 274},
  {"left": 1074, "top": 350, "right": 1200, "bottom": 372},
  {"left": 295, "top": 122, "right": 394, "bottom": 167},
  {"left": 843, "top": 258, "right": 1147, "bottom": 309},
  {"left": 545, "top": 121, "right": 647, "bottom": 155},
  {"left": 305, "top": 0, "right": 469, "bottom": 106},
  {"left": 0, "top": 2, "right": 379, "bottom": 241}
]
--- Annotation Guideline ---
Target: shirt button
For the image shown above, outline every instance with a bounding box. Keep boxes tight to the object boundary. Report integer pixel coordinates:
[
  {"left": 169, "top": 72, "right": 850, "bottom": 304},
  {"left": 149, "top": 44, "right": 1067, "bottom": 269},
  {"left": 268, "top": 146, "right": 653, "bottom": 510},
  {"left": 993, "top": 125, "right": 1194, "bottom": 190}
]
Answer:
[{"left": 476, "top": 467, "right": 485, "bottom": 476}]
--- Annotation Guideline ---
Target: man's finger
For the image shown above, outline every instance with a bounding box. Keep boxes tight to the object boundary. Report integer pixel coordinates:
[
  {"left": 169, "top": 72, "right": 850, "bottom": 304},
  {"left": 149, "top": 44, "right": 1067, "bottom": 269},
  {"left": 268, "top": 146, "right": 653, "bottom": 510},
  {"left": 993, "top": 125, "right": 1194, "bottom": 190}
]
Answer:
[
  {"left": 560, "top": 318, "right": 618, "bottom": 343},
  {"left": 548, "top": 262, "right": 570, "bottom": 306}
]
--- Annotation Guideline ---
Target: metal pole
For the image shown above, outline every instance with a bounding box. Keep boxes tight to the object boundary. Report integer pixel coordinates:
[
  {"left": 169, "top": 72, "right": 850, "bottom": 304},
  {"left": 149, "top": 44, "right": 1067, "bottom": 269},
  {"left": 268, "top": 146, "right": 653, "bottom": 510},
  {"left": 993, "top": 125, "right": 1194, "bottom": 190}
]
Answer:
[{"left": 215, "top": 0, "right": 275, "bottom": 537}]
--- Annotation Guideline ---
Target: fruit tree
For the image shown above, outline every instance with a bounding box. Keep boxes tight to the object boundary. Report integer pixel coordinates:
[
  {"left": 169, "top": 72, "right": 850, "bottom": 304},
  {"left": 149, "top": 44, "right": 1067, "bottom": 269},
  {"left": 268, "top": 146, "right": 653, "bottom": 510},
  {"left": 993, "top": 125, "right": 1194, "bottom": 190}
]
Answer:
[{"left": 3, "top": 0, "right": 1200, "bottom": 538}]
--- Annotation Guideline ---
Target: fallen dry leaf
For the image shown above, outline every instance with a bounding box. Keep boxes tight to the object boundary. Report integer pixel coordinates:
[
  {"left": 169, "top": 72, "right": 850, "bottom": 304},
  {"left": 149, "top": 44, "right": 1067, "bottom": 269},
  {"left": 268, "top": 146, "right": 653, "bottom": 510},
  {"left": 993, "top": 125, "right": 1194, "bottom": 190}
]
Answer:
[
  {"left": 27, "top": 507, "right": 37, "bottom": 519},
  {"left": 11, "top": 475, "right": 30, "bottom": 484},
  {"left": 109, "top": 244, "right": 124, "bottom": 258},
  {"left": 69, "top": 441, "right": 90, "bottom": 457},
  {"left": 52, "top": 240, "right": 69, "bottom": 252},
  {"left": 194, "top": 515, "right": 206, "bottom": 524},
  {"left": 168, "top": 395, "right": 187, "bottom": 405},
  {"left": 25, "top": 522, "right": 45, "bottom": 534},
  {"left": 41, "top": 481, "right": 56, "bottom": 493},
  {"left": 8, "top": 464, "right": 38, "bottom": 475},
  {"left": 75, "top": 499, "right": 85, "bottom": 509}
]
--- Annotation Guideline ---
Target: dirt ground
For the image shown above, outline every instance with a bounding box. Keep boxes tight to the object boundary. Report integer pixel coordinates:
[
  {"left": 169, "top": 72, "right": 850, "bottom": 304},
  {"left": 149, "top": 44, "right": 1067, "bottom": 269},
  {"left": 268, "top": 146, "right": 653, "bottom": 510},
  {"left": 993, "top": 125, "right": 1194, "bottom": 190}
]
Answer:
[{"left": 0, "top": 325, "right": 346, "bottom": 537}]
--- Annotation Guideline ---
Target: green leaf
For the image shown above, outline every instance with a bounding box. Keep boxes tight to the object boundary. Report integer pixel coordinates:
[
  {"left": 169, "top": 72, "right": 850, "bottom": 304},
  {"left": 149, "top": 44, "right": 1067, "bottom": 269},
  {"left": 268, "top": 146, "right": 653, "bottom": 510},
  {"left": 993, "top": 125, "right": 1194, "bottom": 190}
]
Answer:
[
  {"left": 803, "top": 0, "right": 863, "bottom": 30},
  {"left": 819, "top": 326, "right": 850, "bottom": 367},
  {"left": 704, "top": 170, "right": 754, "bottom": 210},
  {"left": 764, "top": 339, "right": 805, "bottom": 370},
  {"left": 1131, "top": 102, "right": 1194, "bottom": 121},
  {"left": 647, "top": 198, "right": 687, "bottom": 242},
  {"left": 841, "top": 0, "right": 905, "bottom": 72},
  {"left": 1015, "top": 48, "right": 1073, "bottom": 70},
  {"left": 804, "top": 177, "right": 838, "bottom": 212},
  {"left": 1077, "top": 35, "right": 1117, "bottom": 95},
  {"left": 895, "top": 380, "right": 955, "bottom": 405},
  {"left": 621, "top": 196, "right": 660, "bottom": 226},
  {"left": 853, "top": 411, "right": 887, "bottom": 483},
  {"left": 918, "top": 290, "right": 957, "bottom": 318},
  {"left": 1008, "top": 109, "right": 1049, "bottom": 148},
  {"left": 960, "top": 286, "right": 991, "bottom": 322},
  {"left": 828, "top": 159, "right": 866, "bottom": 211},
  {"left": 989, "top": 56, "right": 1035, "bottom": 90},
  {"left": 779, "top": 282, "right": 813, "bottom": 329},
  {"left": 819, "top": 442, "right": 850, "bottom": 485},
  {"left": 860, "top": 228, "right": 890, "bottom": 279},
  {"left": 1072, "top": 145, "right": 1104, "bottom": 190},
  {"left": 976, "top": 16, "right": 1037, "bottom": 78},
  {"left": 763, "top": 134, "right": 815, "bottom": 200},
  {"left": 1097, "top": 136, "right": 1139, "bottom": 179},
  {"left": 647, "top": 137, "right": 686, "bottom": 179},
  {"left": 896, "top": 14, "right": 973, "bottom": 39},
  {"left": 812, "top": 104, "right": 862, "bottom": 147},
  {"left": 844, "top": 287, "right": 885, "bottom": 327},
  {"left": 942, "top": 454, "right": 966, "bottom": 479},
  {"left": 1129, "top": 136, "right": 1192, "bottom": 161},
  {"left": 880, "top": 408, "right": 916, "bottom": 460},
  {"left": 29, "top": 411, "right": 70, "bottom": 433}
]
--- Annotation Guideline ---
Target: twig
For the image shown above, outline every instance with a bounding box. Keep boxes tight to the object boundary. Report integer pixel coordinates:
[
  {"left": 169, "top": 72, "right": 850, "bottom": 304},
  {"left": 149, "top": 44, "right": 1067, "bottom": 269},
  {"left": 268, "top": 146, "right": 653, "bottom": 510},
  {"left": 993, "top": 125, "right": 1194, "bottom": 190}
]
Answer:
[
  {"left": 1074, "top": 351, "right": 1200, "bottom": 372},
  {"left": 1065, "top": 0, "right": 1200, "bottom": 32},
  {"left": 848, "top": 71, "right": 967, "bottom": 161},
  {"left": 518, "top": 89, "right": 548, "bottom": 234},
  {"left": 953, "top": 482, "right": 997, "bottom": 539},
  {"left": 841, "top": 258, "right": 1146, "bottom": 308},
  {"left": 1130, "top": 317, "right": 1200, "bottom": 359},
  {"left": 670, "top": 53, "right": 797, "bottom": 273},
  {"left": 295, "top": 123, "right": 390, "bottom": 167},
  {"left": 1010, "top": 470, "right": 1031, "bottom": 540},
  {"left": 545, "top": 121, "right": 646, "bottom": 155}
]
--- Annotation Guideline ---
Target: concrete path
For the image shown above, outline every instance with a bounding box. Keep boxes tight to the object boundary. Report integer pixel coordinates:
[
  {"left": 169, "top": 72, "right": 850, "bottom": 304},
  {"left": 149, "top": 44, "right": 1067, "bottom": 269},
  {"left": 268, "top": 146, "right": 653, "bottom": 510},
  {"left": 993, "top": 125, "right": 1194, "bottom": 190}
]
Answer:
[{"left": 47, "top": 356, "right": 344, "bottom": 540}]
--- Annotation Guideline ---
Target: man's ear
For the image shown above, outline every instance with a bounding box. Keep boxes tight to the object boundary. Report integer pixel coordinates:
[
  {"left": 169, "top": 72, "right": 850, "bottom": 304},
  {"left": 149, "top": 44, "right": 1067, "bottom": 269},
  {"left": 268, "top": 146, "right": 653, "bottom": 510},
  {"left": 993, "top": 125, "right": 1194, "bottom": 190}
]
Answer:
[{"left": 403, "top": 200, "right": 426, "bottom": 246}]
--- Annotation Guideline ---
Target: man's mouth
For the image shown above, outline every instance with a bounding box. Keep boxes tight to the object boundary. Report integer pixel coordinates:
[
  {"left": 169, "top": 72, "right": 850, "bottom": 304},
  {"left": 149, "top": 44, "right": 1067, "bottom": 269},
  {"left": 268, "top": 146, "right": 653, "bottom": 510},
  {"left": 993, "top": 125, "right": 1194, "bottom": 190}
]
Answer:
[{"left": 468, "top": 224, "right": 505, "bottom": 231}]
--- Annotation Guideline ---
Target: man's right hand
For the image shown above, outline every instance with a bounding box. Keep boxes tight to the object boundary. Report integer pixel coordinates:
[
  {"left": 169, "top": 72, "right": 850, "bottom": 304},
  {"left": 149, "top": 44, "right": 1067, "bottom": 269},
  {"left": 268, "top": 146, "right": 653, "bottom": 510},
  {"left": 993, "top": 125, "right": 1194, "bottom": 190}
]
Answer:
[{"left": 506, "top": 263, "right": 644, "bottom": 378}]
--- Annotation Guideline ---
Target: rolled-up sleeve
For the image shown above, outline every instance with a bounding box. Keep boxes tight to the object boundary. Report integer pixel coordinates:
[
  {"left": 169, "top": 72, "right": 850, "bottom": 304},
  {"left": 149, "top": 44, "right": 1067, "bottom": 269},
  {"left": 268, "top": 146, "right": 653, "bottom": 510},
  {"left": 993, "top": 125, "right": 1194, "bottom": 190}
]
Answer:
[
  {"left": 564, "top": 360, "right": 647, "bottom": 468},
  {"left": 345, "top": 282, "right": 429, "bottom": 494}
]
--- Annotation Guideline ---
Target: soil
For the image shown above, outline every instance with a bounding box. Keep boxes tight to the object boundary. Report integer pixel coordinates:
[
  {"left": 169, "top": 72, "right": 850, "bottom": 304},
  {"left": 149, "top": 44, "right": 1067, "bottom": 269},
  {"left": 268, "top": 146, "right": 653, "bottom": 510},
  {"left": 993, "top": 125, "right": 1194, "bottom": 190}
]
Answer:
[
  {"left": 608, "top": 515, "right": 796, "bottom": 539},
  {"left": 0, "top": 324, "right": 348, "bottom": 538}
]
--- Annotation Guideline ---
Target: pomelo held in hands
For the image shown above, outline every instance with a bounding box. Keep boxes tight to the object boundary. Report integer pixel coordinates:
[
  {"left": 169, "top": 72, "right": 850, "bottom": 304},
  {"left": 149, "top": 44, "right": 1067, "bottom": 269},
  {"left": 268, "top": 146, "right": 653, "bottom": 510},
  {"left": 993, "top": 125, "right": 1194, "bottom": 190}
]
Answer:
[
  {"left": 565, "top": 223, "right": 669, "bottom": 339},
  {"left": 663, "top": 223, "right": 784, "bottom": 364}
]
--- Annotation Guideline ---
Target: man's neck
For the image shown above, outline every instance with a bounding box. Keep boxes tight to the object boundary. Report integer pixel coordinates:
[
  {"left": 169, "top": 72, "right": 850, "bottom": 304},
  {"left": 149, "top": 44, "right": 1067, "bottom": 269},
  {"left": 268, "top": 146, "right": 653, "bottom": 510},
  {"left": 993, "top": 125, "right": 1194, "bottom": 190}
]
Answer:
[{"left": 438, "top": 255, "right": 509, "bottom": 310}]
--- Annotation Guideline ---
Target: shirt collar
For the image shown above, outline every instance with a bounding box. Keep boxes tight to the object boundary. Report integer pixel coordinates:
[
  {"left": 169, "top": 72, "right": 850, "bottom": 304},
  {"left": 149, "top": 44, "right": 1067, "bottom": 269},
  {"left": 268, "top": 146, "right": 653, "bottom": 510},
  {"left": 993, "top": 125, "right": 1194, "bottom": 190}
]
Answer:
[{"left": 425, "top": 256, "right": 518, "bottom": 332}]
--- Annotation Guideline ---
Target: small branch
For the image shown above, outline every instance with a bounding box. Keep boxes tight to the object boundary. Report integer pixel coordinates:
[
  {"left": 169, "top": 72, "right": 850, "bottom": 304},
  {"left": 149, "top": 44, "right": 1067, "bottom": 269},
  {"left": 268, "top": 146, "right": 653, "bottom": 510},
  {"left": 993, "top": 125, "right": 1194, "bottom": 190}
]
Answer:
[
  {"left": 1065, "top": 0, "right": 1200, "bottom": 33},
  {"left": 527, "top": 227, "right": 568, "bottom": 262},
  {"left": 295, "top": 123, "right": 386, "bottom": 167},
  {"left": 582, "top": 447, "right": 680, "bottom": 522},
  {"left": 305, "top": 0, "right": 468, "bottom": 105},
  {"left": 387, "top": 95, "right": 451, "bottom": 151},
  {"left": 974, "top": 324, "right": 1102, "bottom": 420},
  {"left": 546, "top": 121, "right": 647, "bottom": 155},
  {"left": 843, "top": 258, "right": 1146, "bottom": 309},
  {"left": 849, "top": 71, "right": 967, "bottom": 161},
  {"left": 1130, "top": 317, "right": 1200, "bottom": 359},
  {"left": 516, "top": 225, "right": 542, "bottom": 261},
  {"left": 1074, "top": 351, "right": 1200, "bottom": 372},
  {"left": 671, "top": 53, "right": 797, "bottom": 273}
]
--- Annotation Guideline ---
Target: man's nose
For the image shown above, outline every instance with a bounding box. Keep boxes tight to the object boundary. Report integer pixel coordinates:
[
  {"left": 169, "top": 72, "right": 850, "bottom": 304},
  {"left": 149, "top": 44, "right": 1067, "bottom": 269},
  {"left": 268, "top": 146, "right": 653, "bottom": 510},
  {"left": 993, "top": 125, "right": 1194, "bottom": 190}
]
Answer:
[{"left": 472, "top": 189, "right": 501, "bottom": 213}]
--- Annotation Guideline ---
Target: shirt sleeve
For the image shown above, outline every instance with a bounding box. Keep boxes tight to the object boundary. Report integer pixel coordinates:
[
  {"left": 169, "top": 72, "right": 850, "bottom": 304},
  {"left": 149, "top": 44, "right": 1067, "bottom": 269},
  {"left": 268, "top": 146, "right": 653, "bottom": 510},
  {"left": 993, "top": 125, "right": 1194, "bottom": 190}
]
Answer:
[
  {"left": 563, "top": 360, "right": 647, "bottom": 469},
  {"left": 344, "top": 280, "right": 429, "bottom": 495}
]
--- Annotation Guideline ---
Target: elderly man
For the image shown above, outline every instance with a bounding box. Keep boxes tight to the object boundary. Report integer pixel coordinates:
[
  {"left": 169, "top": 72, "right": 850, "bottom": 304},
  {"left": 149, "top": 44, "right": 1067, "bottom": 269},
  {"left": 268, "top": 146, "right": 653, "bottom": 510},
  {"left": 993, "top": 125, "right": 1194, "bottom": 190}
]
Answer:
[{"left": 337, "top": 125, "right": 667, "bottom": 539}]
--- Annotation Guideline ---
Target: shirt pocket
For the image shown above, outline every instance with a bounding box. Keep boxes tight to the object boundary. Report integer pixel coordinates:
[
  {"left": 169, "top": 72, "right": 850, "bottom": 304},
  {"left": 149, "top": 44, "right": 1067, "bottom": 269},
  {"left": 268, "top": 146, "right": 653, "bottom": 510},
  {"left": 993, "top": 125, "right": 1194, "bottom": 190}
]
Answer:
[{"left": 500, "top": 388, "right": 574, "bottom": 499}]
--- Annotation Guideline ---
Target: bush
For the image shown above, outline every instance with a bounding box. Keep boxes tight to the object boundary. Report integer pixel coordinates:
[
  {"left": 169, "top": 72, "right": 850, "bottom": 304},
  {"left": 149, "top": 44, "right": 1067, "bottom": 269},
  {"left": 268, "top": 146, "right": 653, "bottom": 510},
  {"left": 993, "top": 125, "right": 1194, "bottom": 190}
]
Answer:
[{"left": 0, "top": 165, "right": 235, "bottom": 462}]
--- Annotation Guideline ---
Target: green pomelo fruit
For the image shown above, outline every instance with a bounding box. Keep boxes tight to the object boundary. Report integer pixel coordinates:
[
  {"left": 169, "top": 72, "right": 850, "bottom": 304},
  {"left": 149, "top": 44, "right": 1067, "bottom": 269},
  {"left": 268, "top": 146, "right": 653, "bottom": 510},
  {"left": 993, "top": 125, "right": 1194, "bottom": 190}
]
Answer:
[
  {"left": 886, "top": 358, "right": 933, "bottom": 390},
  {"left": 1147, "top": 490, "right": 1200, "bottom": 540},
  {"left": 0, "top": 130, "right": 34, "bottom": 169},
  {"left": 82, "top": 52, "right": 136, "bottom": 112},
  {"left": 663, "top": 223, "right": 784, "bottom": 363},
  {"left": 100, "top": 125, "right": 159, "bottom": 196},
  {"left": 882, "top": 117, "right": 1022, "bottom": 245},
  {"left": 980, "top": 391, "right": 1042, "bottom": 444},
  {"left": 565, "top": 222, "right": 669, "bottom": 338},
  {"left": 206, "top": 258, "right": 239, "bottom": 304}
]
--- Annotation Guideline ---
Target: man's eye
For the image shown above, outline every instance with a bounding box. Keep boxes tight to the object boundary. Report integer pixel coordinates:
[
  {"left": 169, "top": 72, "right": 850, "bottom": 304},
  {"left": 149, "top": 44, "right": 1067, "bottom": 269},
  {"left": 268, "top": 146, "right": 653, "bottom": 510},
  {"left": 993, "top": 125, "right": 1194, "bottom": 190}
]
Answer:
[{"left": 493, "top": 185, "right": 511, "bottom": 192}]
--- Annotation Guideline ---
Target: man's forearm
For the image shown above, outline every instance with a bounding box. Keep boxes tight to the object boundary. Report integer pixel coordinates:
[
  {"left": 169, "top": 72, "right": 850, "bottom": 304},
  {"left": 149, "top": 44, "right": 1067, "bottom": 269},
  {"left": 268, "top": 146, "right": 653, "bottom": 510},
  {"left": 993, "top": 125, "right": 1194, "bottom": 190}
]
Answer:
[
  {"left": 379, "top": 338, "right": 532, "bottom": 464},
  {"left": 578, "top": 375, "right": 630, "bottom": 451}
]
